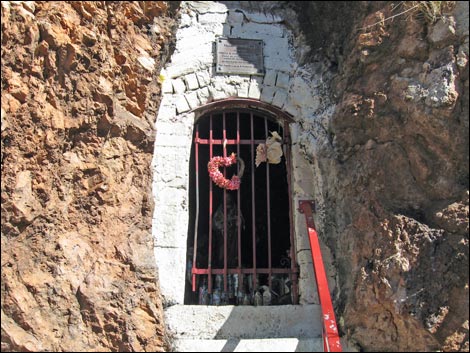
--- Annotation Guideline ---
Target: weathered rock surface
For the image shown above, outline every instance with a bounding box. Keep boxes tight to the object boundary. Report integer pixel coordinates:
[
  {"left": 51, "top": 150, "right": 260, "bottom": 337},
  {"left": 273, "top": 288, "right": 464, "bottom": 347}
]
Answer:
[
  {"left": 296, "top": 2, "right": 469, "bottom": 351},
  {"left": 1, "top": 1, "right": 179, "bottom": 351}
]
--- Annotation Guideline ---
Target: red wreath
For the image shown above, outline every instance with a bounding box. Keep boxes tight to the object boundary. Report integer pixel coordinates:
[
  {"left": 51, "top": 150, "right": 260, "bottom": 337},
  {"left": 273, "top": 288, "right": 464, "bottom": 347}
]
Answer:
[{"left": 208, "top": 153, "right": 244, "bottom": 190}]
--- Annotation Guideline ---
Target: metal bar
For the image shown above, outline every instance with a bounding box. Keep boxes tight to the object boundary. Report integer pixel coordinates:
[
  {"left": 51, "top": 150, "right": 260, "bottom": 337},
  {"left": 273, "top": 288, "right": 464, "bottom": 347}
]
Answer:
[
  {"left": 250, "top": 113, "right": 257, "bottom": 292},
  {"left": 237, "top": 113, "right": 242, "bottom": 279},
  {"left": 195, "top": 138, "right": 265, "bottom": 145},
  {"left": 208, "top": 115, "right": 213, "bottom": 293},
  {"left": 192, "top": 268, "right": 294, "bottom": 275},
  {"left": 223, "top": 113, "right": 228, "bottom": 292},
  {"left": 192, "top": 124, "right": 200, "bottom": 292},
  {"left": 298, "top": 200, "right": 342, "bottom": 352},
  {"left": 285, "top": 121, "right": 298, "bottom": 304},
  {"left": 264, "top": 118, "right": 272, "bottom": 290}
]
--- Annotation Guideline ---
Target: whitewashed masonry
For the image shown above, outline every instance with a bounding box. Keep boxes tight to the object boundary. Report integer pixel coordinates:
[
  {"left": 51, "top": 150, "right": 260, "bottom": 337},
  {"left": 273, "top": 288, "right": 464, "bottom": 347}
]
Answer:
[{"left": 152, "top": 1, "right": 338, "bottom": 307}]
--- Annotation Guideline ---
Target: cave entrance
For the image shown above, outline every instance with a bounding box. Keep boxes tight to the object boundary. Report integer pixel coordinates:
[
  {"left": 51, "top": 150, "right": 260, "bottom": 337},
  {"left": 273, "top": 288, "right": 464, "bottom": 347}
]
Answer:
[{"left": 185, "top": 105, "right": 298, "bottom": 306}]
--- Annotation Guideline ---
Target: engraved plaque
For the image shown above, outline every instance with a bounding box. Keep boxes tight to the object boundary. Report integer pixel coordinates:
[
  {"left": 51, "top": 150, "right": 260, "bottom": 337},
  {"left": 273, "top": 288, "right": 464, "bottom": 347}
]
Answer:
[{"left": 216, "top": 38, "right": 264, "bottom": 75}]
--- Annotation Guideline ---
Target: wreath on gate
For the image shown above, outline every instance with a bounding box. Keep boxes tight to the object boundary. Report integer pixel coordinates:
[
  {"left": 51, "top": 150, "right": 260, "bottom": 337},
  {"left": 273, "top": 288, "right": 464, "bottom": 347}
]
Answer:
[{"left": 208, "top": 153, "right": 245, "bottom": 190}]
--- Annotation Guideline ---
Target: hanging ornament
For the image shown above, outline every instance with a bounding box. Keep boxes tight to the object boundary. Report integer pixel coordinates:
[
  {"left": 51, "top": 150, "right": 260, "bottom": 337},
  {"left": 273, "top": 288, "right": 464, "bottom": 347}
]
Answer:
[
  {"left": 266, "top": 131, "right": 283, "bottom": 164},
  {"left": 208, "top": 153, "right": 244, "bottom": 190},
  {"left": 256, "top": 131, "right": 283, "bottom": 167},
  {"left": 255, "top": 143, "right": 267, "bottom": 167}
]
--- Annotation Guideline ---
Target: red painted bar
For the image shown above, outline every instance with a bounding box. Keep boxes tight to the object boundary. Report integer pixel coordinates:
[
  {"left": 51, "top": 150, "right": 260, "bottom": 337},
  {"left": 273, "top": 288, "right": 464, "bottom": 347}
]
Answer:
[
  {"left": 264, "top": 118, "right": 272, "bottom": 290},
  {"left": 192, "top": 268, "right": 293, "bottom": 275},
  {"left": 236, "top": 113, "right": 242, "bottom": 281},
  {"left": 285, "top": 121, "right": 298, "bottom": 304},
  {"left": 208, "top": 115, "right": 213, "bottom": 293},
  {"left": 223, "top": 113, "right": 228, "bottom": 292},
  {"left": 250, "top": 113, "right": 257, "bottom": 292},
  {"left": 192, "top": 125, "right": 200, "bottom": 292},
  {"left": 195, "top": 138, "right": 265, "bottom": 145},
  {"left": 299, "top": 200, "right": 342, "bottom": 352}
]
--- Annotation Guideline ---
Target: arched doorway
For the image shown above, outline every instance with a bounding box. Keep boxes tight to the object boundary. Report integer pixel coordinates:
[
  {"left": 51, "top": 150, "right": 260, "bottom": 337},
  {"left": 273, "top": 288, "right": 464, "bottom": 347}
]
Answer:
[{"left": 185, "top": 99, "right": 298, "bottom": 306}]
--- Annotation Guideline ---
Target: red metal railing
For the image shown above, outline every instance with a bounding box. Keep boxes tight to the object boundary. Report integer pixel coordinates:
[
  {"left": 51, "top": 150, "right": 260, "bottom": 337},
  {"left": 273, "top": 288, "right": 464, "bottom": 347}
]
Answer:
[
  {"left": 191, "top": 111, "right": 298, "bottom": 304},
  {"left": 298, "top": 200, "right": 342, "bottom": 352}
]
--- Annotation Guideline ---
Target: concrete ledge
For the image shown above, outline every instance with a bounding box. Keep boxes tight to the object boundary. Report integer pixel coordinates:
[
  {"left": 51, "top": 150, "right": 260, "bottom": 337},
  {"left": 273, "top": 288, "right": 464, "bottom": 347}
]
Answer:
[
  {"left": 165, "top": 304, "right": 323, "bottom": 339},
  {"left": 173, "top": 338, "right": 324, "bottom": 352}
]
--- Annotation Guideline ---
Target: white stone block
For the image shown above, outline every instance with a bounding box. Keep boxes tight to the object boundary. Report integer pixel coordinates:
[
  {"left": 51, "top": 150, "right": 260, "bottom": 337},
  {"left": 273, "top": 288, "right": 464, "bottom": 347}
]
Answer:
[
  {"left": 264, "top": 56, "right": 293, "bottom": 71},
  {"left": 283, "top": 100, "right": 300, "bottom": 118},
  {"left": 197, "top": 86, "right": 211, "bottom": 105},
  {"left": 238, "top": 23, "right": 285, "bottom": 38},
  {"left": 196, "top": 70, "right": 211, "bottom": 87},
  {"left": 156, "top": 98, "right": 176, "bottom": 123},
  {"left": 260, "top": 86, "right": 277, "bottom": 104},
  {"left": 172, "top": 78, "right": 186, "bottom": 94},
  {"left": 276, "top": 72, "right": 290, "bottom": 89},
  {"left": 154, "top": 246, "right": 187, "bottom": 305},
  {"left": 162, "top": 77, "right": 173, "bottom": 94},
  {"left": 237, "top": 82, "right": 250, "bottom": 98},
  {"left": 227, "top": 10, "right": 244, "bottom": 24},
  {"left": 199, "top": 12, "right": 227, "bottom": 25},
  {"left": 175, "top": 95, "right": 191, "bottom": 114},
  {"left": 187, "top": 1, "right": 227, "bottom": 14},
  {"left": 185, "top": 91, "right": 200, "bottom": 110},
  {"left": 248, "top": 77, "right": 262, "bottom": 99},
  {"left": 263, "top": 70, "right": 277, "bottom": 86},
  {"left": 184, "top": 73, "right": 199, "bottom": 90},
  {"left": 272, "top": 89, "right": 287, "bottom": 108}
]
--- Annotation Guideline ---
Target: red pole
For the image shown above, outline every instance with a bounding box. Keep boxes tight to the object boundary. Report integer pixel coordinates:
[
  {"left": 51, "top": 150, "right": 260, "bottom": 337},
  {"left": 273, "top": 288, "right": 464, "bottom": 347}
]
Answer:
[
  {"left": 208, "top": 115, "right": 213, "bottom": 293},
  {"left": 299, "top": 200, "right": 342, "bottom": 352},
  {"left": 250, "top": 113, "right": 257, "bottom": 292}
]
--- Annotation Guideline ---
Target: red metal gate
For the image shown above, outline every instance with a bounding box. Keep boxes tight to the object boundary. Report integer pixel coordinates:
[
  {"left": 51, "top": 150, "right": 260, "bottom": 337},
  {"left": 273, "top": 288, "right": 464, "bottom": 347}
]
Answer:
[{"left": 190, "top": 108, "right": 298, "bottom": 305}]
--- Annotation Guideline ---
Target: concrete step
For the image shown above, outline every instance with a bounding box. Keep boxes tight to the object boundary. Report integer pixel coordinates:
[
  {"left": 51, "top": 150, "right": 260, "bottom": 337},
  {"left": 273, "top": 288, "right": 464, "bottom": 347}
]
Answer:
[
  {"left": 173, "top": 337, "right": 324, "bottom": 352},
  {"left": 164, "top": 304, "right": 323, "bottom": 339}
]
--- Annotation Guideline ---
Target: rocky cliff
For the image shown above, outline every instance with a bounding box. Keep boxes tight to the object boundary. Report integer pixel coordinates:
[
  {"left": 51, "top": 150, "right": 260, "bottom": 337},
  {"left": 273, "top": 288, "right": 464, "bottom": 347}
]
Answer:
[
  {"left": 1, "top": 1, "right": 178, "bottom": 351},
  {"left": 1, "top": 1, "right": 468, "bottom": 352},
  {"left": 296, "top": 1, "right": 469, "bottom": 351}
]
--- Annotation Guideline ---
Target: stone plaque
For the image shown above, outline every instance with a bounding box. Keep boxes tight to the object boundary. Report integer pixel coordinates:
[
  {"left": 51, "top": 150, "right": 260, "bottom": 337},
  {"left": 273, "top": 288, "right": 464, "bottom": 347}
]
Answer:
[{"left": 216, "top": 38, "right": 264, "bottom": 75}]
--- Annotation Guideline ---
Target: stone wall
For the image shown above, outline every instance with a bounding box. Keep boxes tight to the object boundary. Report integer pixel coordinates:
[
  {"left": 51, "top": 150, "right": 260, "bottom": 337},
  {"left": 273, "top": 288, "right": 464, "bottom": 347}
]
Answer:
[{"left": 152, "top": 1, "right": 338, "bottom": 307}]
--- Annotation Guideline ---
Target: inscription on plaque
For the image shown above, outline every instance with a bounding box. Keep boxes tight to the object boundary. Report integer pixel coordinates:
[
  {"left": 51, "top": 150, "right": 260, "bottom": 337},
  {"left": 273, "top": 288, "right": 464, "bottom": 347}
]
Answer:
[{"left": 216, "top": 38, "right": 264, "bottom": 75}]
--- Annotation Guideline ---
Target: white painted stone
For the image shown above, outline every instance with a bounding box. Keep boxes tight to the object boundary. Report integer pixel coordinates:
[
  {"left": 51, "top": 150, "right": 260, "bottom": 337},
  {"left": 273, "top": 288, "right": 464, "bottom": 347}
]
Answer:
[
  {"left": 185, "top": 91, "right": 200, "bottom": 110},
  {"left": 248, "top": 77, "right": 262, "bottom": 99},
  {"left": 263, "top": 70, "right": 277, "bottom": 86},
  {"left": 161, "top": 77, "right": 173, "bottom": 94},
  {"left": 156, "top": 98, "right": 176, "bottom": 122},
  {"left": 174, "top": 338, "right": 324, "bottom": 353},
  {"left": 272, "top": 89, "right": 287, "bottom": 108},
  {"left": 276, "top": 72, "right": 290, "bottom": 89},
  {"left": 237, "top": 82, "right": 250, "bottom": 98},
  {"left": 260, "top": 86, "right": 277, "bottom": 104},
  {"left": 186, "top": 1, "right": 228, "bottom": 14},
  {"left": 179, "top": 13, "right": 194, "bottom": 28},
  {"left": 175, "top": 95, "right": 191, "bottom": 114},
  {"left": 196, "top": 70, "right": 211, "bottom": 87},
  {"left": 284, "top": 100, "right": 300, "bottom": 118},
  {"left": 153, "top": 2, "right": 340, "bottom": 326},
  {"left": 227, "top": 10, "right": 244, "bottom": 24},
  {"left": 172, "top": 78, "right": 187, "bottom": 94},
  {"left": 165, "top": 305, "right": 323, "bottom": 339},
  {"left": 184, "top": 73, "right": 200, "bottom": 90},
  {"left": 235, "top": 23, "right": 285, "bottom": 38},
  {"left": 197, "top": 86, "right": 211, "bottom": 105},
  {"left": 154, "top": 247, "right": 187, "bottom": 305},
  {"left": 265, "top": 56, "right": 293, "bottom": 71},
  {"left": 243, "top": 12, "right": 276, "bottom": 24},
  {"left": 199, "top": 12, "right": 228, "bottom": 25}
]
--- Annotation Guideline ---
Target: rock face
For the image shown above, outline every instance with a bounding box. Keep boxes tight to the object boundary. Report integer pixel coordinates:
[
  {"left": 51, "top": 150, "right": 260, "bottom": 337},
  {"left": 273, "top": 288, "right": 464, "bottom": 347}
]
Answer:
[
  {"left": 1, "top": 1, "right": 468, "bottom": 352},
  {"left": 297, "top": 1, "right": 469, "bottom": 351},
  {"left": 1, "top": 1, "right": 179, "bottom": 351}
]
